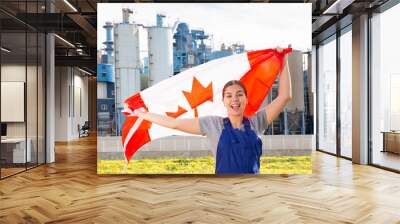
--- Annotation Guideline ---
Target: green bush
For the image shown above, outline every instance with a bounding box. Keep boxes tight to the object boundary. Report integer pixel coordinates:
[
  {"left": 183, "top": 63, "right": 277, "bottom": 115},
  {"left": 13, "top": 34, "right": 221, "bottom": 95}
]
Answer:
[{"left": 97, "top": 156, "right": 312, "bottom": 174}]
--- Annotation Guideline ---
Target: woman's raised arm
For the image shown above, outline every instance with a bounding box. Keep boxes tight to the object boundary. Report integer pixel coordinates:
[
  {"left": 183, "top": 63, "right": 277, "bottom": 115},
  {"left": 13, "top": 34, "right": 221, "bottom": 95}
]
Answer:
[{"left": 264, "top": 54, "right": 292, "bottom": 125}]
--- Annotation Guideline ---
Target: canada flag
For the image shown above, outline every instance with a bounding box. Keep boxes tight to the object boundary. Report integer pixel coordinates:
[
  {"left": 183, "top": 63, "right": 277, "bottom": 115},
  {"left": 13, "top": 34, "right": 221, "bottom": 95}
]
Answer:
[{"left": 122, "top": 48, "right": 292, "bottom": 161}]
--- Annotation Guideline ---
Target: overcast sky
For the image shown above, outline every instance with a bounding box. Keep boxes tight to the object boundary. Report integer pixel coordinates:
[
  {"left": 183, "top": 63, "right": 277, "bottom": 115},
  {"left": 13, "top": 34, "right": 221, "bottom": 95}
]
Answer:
[{"left": 97, "top": 3, "right": 311, "bottom": 52}]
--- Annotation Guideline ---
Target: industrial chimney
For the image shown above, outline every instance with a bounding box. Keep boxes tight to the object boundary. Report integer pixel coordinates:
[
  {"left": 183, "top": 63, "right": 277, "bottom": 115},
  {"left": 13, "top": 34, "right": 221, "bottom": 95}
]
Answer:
[{"left": 122, "top": 8, "right": 133, "bottom": 24}]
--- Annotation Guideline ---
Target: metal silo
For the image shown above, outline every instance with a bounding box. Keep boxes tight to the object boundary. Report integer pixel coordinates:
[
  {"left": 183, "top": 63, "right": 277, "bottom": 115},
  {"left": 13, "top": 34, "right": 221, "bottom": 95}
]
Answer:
[
  {"left": 114, "top": 9, "right": 141, "bottom": 108},
  {"left": 286, "top": 50, "right": 304, "bottom": 112},
  {"left": 147, "top": 14, "right": 173, "bottom": 86},
  {"left": 114, "top": 8, "right": 141, "bottom": 134}
]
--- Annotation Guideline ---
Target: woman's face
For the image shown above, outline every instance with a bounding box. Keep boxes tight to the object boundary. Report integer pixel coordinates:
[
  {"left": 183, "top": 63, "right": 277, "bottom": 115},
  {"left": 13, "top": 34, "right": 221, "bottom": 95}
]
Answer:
[{"left": 223, "top": 84, "right": 248, "bottom": 117}]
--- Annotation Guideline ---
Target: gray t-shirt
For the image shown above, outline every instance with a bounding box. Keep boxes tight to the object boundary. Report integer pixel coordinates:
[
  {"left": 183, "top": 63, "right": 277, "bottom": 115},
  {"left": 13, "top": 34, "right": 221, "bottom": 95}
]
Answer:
[{"left": 199, "top": 110, "right": 268, "bottom": 157}]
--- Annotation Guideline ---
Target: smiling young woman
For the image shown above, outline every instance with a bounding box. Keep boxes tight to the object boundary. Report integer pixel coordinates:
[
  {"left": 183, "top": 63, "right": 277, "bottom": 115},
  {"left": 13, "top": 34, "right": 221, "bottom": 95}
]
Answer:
[{"left": 128, "top": 48, "right": 292, "bottom": 174}]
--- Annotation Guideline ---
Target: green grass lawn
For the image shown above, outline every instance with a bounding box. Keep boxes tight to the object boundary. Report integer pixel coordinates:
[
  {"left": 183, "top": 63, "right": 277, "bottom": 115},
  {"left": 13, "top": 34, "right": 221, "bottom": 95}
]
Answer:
[{"left": 98, "top": 156, "right": 312, "bottom": 174}]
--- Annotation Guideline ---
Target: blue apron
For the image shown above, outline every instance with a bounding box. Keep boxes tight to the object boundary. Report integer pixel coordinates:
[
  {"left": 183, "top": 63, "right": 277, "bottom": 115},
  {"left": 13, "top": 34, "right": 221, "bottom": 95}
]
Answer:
[{"left": 215, "top": 117, "right": 262, "bottom": 174}]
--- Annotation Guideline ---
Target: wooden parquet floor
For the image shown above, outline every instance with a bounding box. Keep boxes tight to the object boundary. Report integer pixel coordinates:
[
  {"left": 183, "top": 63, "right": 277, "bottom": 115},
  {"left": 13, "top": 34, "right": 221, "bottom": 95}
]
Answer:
[{"left": 1, "top": 135, "right": 400, "bottom": 224}]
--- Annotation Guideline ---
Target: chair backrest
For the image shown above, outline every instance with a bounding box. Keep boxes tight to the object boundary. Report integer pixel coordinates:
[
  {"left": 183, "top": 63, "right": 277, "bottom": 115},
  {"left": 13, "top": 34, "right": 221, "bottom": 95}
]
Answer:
[{"left": 82, "top": 121, "right": 90, "bottom": 129}]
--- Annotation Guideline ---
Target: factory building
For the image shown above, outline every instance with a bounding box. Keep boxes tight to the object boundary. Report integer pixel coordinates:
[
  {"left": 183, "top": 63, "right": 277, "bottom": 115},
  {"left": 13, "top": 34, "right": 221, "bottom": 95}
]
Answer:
[
  {"left": 172, "top": 23, "right": 212, "bottom": 74},
  {"left": 97, "top": 22, "right": 115, "bottom": 136}
]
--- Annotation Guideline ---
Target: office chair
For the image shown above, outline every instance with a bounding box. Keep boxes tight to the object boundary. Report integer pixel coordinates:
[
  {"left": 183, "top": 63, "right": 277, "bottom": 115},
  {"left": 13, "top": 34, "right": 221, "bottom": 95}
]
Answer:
[{"left": 79, "top": 121, "right": 90, "bottom": 138}]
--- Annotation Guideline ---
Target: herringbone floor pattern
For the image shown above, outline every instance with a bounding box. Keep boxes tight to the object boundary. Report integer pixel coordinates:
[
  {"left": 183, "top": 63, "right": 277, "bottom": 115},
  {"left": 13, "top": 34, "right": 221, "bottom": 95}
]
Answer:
[{"left": 1, "top": 135, "right": 400, "bottom": 223}]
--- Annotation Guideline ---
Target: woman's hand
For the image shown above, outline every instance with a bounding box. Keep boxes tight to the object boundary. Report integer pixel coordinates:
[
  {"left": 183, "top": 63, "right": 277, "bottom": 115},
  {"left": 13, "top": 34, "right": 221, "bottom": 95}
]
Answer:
[
  {"left": 122, "top": 104, "right": 147, "bottom": 117},
  {"left": 132, "top": 107, "right": 147, "bottom": 117},
  {"left": 122, "top": 104, "right": 133, "bottom": 116},
  {"left": 275, "top": 47, "right": 284, "bottom": 53}
]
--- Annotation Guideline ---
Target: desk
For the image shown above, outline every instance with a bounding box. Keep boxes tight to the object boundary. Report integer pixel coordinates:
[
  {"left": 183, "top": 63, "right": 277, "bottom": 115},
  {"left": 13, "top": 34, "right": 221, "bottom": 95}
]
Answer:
[
  {"left": 1, "top": 138, "right": 31, "bottom": 163},
  {"left": 381, "top": 131, "right": 400, "bottom": 154}
]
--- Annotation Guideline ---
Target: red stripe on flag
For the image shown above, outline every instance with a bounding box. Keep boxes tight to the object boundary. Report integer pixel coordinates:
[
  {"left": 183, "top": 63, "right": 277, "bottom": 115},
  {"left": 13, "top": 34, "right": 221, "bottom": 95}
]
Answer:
[
  {"left": 122, "top": 93, "right": 152, "bottom": 161},
  {"left": 247, "top": 49, "right": 275, "bottom": 67},
  {"left": 122, "top": 116, "right": 151, "bottom": 161},
  {"left": 242, "top": 48, "right": 292, "bottom": 117}
]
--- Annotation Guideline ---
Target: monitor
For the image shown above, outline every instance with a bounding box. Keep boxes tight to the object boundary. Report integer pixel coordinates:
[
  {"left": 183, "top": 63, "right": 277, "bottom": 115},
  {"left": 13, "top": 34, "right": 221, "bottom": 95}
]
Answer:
[{"left": 1, "top": 123, "right": 7, "bottom": 137}]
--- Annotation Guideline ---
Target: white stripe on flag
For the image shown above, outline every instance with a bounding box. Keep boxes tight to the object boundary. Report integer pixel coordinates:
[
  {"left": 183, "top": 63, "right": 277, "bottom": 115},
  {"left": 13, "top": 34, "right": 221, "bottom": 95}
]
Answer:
[{"left": 123, "top": 117, "right": 143, "bottom": 152}]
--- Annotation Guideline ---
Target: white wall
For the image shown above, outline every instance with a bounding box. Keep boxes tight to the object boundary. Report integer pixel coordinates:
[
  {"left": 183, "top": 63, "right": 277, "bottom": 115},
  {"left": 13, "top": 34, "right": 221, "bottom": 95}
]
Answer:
[
  {"left": 72, "top": 73, "right": 89, "bottom": 138},
  {"left": 1, "top": 63, "right": 46, "bottom": 163},
  {"left": 55, "top": 67, "right": 89, "bottom": 141},
  {"left": 1, "top": 65, "right": 31, "bottom": 138},
  {"left": 55, "top": 66, "right": 69, "bottom": 141}
]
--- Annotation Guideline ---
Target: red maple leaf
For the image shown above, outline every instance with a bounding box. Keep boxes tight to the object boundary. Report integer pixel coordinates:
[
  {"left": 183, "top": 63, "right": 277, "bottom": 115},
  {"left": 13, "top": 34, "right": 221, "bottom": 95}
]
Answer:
[
  {"left": 165, "top": 106, "right": 187, "bottom": 118},
  {"left": 182, "top": 76, "right": 213, "bottom": 109}
]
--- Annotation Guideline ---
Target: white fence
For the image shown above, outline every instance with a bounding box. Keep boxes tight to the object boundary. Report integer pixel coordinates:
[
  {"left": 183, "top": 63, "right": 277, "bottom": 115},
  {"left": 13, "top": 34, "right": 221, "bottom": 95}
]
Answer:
[{"left": 98, "top": 135, "right": 314, "bottom": 160}]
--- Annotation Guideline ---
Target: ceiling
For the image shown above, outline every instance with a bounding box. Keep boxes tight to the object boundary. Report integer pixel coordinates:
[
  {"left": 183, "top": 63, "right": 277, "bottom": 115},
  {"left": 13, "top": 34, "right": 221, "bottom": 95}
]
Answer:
[{"left": 0, "top": 0, "right": 392, "bottom": 73}]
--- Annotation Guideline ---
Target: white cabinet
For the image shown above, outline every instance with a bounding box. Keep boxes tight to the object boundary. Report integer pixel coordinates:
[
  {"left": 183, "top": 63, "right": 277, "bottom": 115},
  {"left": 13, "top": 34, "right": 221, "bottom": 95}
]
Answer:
[{"left": 1, "top": 138, "right": 31, "bottom": 163}]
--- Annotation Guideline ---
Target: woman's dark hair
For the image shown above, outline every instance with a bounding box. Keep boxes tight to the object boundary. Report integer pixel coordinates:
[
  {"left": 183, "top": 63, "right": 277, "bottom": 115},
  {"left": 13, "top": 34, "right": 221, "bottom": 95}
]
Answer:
[{"left": 222, "top": 80, "right": 247, "bottom": 98}]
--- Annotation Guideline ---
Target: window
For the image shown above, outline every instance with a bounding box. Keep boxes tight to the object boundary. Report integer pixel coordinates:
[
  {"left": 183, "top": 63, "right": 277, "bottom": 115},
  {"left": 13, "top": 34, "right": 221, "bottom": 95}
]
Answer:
[
  {"left": 101, "top": 104, "right": 108, "bottom": 111},
  {"left": 317, "top": 36, "right": 337, "bottom": 154},
  {"left": 340, "top": 28, "right": 352, "bottom": 158},
  {"left": 371, "top": 3, "right": 400, "bottom": 171}
]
